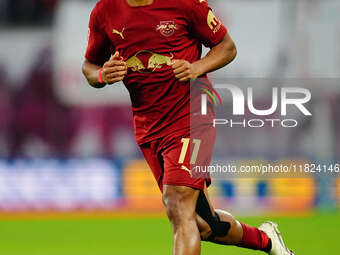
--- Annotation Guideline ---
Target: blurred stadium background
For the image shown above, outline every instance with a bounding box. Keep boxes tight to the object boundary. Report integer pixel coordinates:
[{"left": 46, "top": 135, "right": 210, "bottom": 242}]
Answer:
[{"left": 0, "top": 0, "right": 339, "bottom": 254}]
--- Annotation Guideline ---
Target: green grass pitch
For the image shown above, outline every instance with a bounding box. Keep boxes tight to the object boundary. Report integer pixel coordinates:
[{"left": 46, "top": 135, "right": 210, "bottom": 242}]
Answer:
[{"left": 0, "top": 212, "right": 338, "bottom": 255}]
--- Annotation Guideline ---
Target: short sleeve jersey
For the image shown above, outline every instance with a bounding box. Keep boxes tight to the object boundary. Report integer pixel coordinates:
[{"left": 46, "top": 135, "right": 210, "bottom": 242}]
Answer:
[{"left": 85, "top": 0, "right": 227, "bottom": 144}]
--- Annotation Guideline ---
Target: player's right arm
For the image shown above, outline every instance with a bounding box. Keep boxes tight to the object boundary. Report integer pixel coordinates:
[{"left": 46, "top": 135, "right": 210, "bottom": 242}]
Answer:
[
  {"left": 82, "top": 52, "right": 127, "bottom": 88},
  {"left": 82, "top": 4, "right": 127, "bottom": 88}
]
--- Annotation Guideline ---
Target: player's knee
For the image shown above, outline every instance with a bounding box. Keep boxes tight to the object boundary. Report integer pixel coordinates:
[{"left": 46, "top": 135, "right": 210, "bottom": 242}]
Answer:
[
  {"left": 197, "top": 210, "right": 236, "bottom": 241},
  {"left": 215, "top": 209, "right": 239, "bottom": 237},
  {"left": 164, "top": 200, "right": 182, "bottom": 226},
  {"left": 200, "top": 229, "right": 212, "bottom": 241},
  {"left": 215, "top": 209, "right": 237, "bottom": 227},
  {"left": 163, "top": 199, "right": 193, "bottom": 226},
  {"left": 196, "top": 191, "right": 232, "bottom": 240},
  {"left": 197, "top": 216, "right": 213, "bottom": 241}
]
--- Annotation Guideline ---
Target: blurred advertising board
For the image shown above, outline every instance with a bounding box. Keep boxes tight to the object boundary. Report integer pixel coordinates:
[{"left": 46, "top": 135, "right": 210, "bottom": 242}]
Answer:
[
  {"left": 122, "top": 160, "right": 163, "bottom": 211},
  {"left": 337, "top": 178, "right": 340, "bottom": 208},
  {"left": 0, "top": 158, "right": 333, "bottom": 213},
  {"left": 0, "top": 159, "right": 120, "bottom": 211},
  {"left": 122, "top": 159, "right": 317, "bottom": 213}
]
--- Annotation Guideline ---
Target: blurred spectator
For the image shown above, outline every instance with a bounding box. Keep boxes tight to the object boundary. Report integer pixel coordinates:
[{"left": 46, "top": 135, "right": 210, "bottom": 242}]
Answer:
[
  {"left": 1, "top": 0, "right": 60, "bottom": 25},
  {"left": 6, "top": 44, "right": 137, "bottom": 158},
  {"left": 0, "top": 64, "right": 11, "bottom": 156},
  {"left": 8, "top": 45, "right": 74, "bottom": 157}
]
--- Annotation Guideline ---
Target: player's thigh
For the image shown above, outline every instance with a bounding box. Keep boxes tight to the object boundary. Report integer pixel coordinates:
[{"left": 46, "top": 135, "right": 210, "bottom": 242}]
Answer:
[
  {"left": 160, "top": 125, "right": 216, "bottom": 190},
  {"left": 161, "top": 134, "right": 207, "bottom": 190},
  {"left": 140, "top": 140, "right": 164, "bottom": 190},
  {"left": 163, "top": 184, "right": 200, "bottom": 223}
]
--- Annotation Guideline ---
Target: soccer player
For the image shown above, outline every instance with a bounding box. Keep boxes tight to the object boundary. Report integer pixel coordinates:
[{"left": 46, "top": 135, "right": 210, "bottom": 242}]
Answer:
[{"left": 82, "top": 0, "right": 294, "bottom": 254}]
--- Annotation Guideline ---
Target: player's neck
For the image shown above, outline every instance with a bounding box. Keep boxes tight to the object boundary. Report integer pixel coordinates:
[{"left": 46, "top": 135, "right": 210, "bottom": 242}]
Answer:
[{"left": 126, "top": 0, "right": 154, "bottom": 7}]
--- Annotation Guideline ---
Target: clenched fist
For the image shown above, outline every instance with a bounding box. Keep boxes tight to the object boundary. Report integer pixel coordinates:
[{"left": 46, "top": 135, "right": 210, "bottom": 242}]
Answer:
[
  {"left": 101, "top": 51, "right": 127, "bottom": 84},
  {"left": 171, "top": 59, "right": 199, "bottom": 82}
]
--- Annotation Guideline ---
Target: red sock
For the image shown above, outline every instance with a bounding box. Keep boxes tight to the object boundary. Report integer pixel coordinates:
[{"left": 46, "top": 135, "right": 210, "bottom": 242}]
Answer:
[{"left": 237, "top": 222, "right": 271, "bottom": 252}]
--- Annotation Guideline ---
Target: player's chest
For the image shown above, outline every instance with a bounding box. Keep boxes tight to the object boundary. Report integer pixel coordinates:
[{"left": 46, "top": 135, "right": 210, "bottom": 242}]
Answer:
[{"left": 103, "top": 10, "right": 189, "bottom": 50}]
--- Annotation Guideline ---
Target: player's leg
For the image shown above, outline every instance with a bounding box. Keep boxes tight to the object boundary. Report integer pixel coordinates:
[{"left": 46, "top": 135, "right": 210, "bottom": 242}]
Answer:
[
  {"left": 195, "top": 185, "right": 270, "bottom": 250},
  {"left": 140, "top": 138, "right": 202, "bottom": 255},
  {"left": 195, "top": 187, "right": 243, "bottom": 245},
  {"left": 196, "top": 185, "right": 294, "bottom": 254},
  {"left": 162, "top": 184, "right": 201, "bottom": 255}
]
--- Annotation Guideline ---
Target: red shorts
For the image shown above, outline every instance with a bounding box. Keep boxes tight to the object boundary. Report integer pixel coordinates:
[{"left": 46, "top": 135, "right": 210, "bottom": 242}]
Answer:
[{"left": 140, "top": 125, "right": 216, "bottom": 192}]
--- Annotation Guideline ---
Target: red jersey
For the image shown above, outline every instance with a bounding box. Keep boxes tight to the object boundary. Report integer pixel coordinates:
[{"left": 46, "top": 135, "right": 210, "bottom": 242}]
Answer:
[{"left": 85, "top": 0, "right": 227, "bottom": 145}]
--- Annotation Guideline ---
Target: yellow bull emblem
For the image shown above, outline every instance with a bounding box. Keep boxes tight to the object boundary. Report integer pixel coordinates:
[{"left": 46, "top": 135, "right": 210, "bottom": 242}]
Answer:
[
  {"left": 156, "top": 21, "right": 178, "bottom": 37},
  {"left": 148, "top": 52, "right": 174, "bottom": 69},
  {"left": 156, "top": 24, "right": 178, "bottom": 31},
  {"left": 126, "top": 56, "right": 145, "bottom": 72},
  {"left": 126, "top": 51, "right": 173, "bottom": 72}
]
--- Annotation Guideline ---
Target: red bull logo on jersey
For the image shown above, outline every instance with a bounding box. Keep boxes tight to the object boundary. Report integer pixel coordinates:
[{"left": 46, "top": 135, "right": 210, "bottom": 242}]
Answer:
[
  {"left": 156, "top": 21, "right": 178, "bottom": 37},
  {"left": 126, "top": 50, "right": 174, "bottom": 73},
  {"left": 126, "top": 56, "right": 145, "bottom": 72},
  {"left": 148, "top": 52, "right": 174, "bottom": 69}
]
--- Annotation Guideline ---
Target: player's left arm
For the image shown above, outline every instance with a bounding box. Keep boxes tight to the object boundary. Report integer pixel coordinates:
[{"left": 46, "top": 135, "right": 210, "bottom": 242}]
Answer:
[
  {"left": 172, "top": 33, "right": 236, "bottom": 82},
  {"left": 172, "top": 0, "right": 236, "bottom": 82}
]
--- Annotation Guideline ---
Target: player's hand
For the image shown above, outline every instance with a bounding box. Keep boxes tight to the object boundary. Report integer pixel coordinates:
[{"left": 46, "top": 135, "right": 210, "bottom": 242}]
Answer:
[
  {"left": 101, "top": 51, "right": 127, "bottom": 84},
  {"left": 171, "top": 60, "right": 199, "bottom": 82}
]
